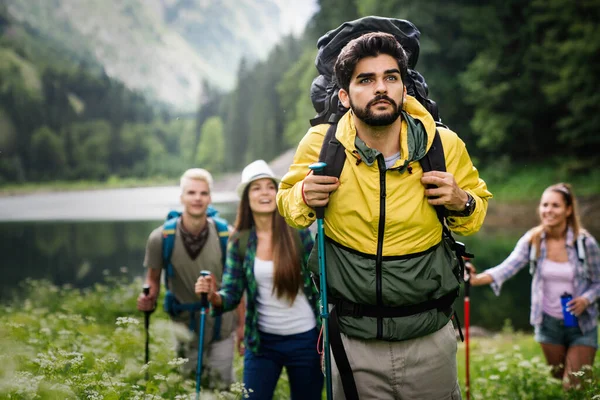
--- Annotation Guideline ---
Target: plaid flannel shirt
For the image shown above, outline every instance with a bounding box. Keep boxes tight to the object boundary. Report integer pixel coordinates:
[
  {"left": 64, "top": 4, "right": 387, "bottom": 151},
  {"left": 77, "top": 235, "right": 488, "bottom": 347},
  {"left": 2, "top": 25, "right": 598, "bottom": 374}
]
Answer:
[
  {"left": 213, "top": 227, "right": 319, "bottom": 353},
  {"left": 485, "top": 227, "right": 600, "bottom": 333}
]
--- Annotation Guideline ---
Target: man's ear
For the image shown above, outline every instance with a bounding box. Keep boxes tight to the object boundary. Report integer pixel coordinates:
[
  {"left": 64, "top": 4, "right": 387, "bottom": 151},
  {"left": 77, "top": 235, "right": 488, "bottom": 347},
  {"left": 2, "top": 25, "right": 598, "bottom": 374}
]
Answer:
[{"left": 339, "top": 88, "right": 350, "bottom": 109}]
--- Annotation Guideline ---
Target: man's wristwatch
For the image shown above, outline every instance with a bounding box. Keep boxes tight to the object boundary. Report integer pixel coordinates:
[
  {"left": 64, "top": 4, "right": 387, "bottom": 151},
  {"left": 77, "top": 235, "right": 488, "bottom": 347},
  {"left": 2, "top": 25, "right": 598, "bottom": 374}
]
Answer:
[{"left": 447, "top": 193, "right": 476, "bottom": 217}]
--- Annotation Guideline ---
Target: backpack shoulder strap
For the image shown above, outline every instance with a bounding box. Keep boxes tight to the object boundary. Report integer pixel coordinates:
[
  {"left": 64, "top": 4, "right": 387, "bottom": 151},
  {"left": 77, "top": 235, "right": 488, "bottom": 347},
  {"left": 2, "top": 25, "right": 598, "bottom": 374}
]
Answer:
[
  {"left": 418, "top": 130, "right": 474, "bottom": 277},
  {"left": 319, "top": 123, "right": 346, "bottom": 179},
  {"left": 529, "top": 241, "right": 538, "bottom": 275},
  {"left": 576, "top": 233, "right": 589, "bottom": 279},
  {"left": 162, "top": 216, "right": 178, "bottom": 287},
  {"left": 419, "top": 129, "right": 446, "bottom": 226},
  {"left": 211, "top": 216, "right": 230, "bottom": 268},
  {"left": 529, "top": 234, "right": 587, "bottom": 277},
  {"left": 207, "top": 216, "right": 230, "bottom": 342},
  {"left": 236, "top": 229, "right": 251, "bottom": 261}
]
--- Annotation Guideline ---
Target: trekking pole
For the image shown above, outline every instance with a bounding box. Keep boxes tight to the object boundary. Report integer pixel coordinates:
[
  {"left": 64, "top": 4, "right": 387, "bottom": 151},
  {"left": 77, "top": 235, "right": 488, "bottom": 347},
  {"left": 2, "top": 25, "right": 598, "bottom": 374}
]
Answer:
[
  {"left": 196, "top": 270, "right": 211, "bottom": 400},
  {"left": 308, "top": 162, "right": 333, "bottom": 400},
  {"left": 464, "top": 261, "right": 471, "bottom": 400},
  {"left": 143, "top": 284, "right": 151, "bottom": 380}
]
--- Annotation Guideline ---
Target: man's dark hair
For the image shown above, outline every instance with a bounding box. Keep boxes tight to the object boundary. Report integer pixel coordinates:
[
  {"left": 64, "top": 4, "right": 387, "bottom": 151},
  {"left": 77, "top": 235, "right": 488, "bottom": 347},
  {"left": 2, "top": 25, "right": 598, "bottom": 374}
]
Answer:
[{"left": 334, "top": 32, "right": 408, "bottom": 92}]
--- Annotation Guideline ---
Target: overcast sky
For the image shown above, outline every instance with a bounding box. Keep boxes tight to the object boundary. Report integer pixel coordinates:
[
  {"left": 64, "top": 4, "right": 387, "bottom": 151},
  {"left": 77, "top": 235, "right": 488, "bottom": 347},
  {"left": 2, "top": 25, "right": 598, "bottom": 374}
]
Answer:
[{"left": 277, "top": 0, "right": 319, "bottom": 36}]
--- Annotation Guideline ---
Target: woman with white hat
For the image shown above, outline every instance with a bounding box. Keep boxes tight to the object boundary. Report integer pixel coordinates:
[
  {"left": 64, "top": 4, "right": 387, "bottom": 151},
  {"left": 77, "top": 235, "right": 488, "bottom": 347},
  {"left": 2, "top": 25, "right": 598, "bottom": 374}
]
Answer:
[{"left": 195, "top": 160, "right": 323, "bottom": 399}]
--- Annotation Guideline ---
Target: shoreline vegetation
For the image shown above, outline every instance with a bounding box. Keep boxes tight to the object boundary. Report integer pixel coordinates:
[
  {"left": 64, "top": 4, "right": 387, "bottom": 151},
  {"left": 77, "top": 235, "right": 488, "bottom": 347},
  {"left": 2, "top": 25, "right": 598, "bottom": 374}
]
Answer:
[
  {"left": 2, "top": 163, "right": 599, "bottom": 236},
  {"left": 1, "top": 163, "right": 599, "bottom": 200},
  {"left": 1, "top": 275, "right": 599, "bottom": 399}
]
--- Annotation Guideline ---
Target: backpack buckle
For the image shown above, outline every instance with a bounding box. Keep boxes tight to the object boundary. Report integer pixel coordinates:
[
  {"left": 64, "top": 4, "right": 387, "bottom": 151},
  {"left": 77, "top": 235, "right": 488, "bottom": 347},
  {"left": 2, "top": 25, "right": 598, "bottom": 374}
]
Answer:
[
  {"left": 338, "top": 300, "right": 363, "bottom": 318},
  {"left": 454, "top": 241, "right": 474, "bottom": 259}
]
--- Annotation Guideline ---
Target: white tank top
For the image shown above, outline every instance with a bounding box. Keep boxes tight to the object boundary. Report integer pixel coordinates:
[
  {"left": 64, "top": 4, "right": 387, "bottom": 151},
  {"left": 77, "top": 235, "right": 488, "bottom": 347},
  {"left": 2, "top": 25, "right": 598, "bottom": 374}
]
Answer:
[
  {"left": 540, "top": 258, "right": 575, "bottom": 319},
  {"left": 254, "top": 258, "right": 316, "bottom": 335}
]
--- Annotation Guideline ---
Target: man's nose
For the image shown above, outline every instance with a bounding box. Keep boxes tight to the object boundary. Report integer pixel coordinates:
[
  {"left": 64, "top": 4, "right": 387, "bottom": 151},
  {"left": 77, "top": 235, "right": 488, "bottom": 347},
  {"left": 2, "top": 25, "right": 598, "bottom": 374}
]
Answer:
[{"left": 374, "top": 78, "right": 387, "bottom": 94}]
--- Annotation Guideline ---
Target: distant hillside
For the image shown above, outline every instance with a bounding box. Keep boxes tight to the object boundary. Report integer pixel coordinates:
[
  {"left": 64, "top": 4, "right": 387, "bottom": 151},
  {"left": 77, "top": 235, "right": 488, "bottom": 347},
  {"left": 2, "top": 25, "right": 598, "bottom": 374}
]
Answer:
[{"left": 4, "top": 0, "right": 317, "bottom": 111}]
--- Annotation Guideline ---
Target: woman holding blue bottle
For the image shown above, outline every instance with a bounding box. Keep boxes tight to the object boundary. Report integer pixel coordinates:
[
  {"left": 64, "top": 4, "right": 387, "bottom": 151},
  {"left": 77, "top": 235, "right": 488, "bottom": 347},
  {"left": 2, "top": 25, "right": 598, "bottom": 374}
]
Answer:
[{"left": 468, "top": 183, "right": 600, "bottom": 389}]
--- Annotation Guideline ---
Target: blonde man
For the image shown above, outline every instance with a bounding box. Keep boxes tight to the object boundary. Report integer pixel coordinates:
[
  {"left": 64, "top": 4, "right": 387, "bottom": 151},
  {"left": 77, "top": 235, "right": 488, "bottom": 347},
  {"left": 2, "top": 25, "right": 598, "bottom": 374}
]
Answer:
[{"left": 137, "top": 168, "right": 242, "bottom": 388}]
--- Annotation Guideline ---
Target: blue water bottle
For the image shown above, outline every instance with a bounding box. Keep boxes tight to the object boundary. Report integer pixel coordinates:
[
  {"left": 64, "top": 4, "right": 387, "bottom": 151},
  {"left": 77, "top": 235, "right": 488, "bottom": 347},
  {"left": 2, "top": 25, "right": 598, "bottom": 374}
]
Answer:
[{"left": 560, "top": 292, "right": 578, "bottom": 328}]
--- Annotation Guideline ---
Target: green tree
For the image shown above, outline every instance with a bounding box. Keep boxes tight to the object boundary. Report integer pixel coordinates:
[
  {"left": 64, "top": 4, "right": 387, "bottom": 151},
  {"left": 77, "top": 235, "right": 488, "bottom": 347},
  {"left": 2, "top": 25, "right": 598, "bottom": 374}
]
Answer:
[
  {"left": 278, "top": 49, "right": 319, "bottom": 147},
  {"left": 196, "top": 116, "right": 225, "bottom": 171},
  {"left": 118, "top": 122, "right": 152, "bottom": 177},
  {"left": 194, "top": 80, "right": 224, "bottom": 163},
  {"left": 306, "top": 0, "right": 360, "bottom": 43},
  {"left": 222, "top": 58, "right": 252, "bottom": 170},
  {"left": 67, "top": 120, "right": 111, "bottom": 180},
  {"left": 29, "top": 125, "right": 66, "bottom": 181},
  {"left": 175, "top": 117, "right": 197, "bottom": 165},
  {"left": 533, "top": 0, "right": 600, "bottom": 165}
]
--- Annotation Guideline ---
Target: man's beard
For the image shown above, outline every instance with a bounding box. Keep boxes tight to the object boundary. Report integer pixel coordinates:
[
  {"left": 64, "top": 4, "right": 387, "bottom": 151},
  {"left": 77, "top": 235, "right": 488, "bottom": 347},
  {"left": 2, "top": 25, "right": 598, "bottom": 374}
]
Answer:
[{"left": 350, "top": 95, "right": 402, "bottom": 127}]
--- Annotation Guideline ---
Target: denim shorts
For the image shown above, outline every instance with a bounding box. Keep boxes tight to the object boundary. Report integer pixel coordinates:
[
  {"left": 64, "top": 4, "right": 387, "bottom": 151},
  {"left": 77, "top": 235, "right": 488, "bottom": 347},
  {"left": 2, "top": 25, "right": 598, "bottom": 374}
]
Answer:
[{"left": 534, "top": 313, "right": 598, "bottom": 349}]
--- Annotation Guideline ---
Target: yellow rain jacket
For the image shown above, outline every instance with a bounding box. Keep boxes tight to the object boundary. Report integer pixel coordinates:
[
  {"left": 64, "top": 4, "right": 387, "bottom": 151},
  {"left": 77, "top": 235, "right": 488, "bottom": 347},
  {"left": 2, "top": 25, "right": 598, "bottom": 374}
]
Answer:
[{"left": 277, "top": 96, "right": 492, "bottom": 340}]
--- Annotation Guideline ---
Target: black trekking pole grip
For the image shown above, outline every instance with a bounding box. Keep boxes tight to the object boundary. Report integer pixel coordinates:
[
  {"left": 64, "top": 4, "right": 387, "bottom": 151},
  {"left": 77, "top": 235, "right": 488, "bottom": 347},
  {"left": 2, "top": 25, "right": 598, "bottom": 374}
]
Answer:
[
  {"left": 143, "top": 284, "right": 151, "bottom": 321},
  {"left": 142, "top": 283, "right": 151, "bottom": 374},
  {"left": 199, "top": 270, "right": 211, "bottom": 308},
  {"left": 463, "top": 260, "right": 471, "bottom": 297},
  {"left": 308, "top": 162, "right": 327, "bottom": 219}
]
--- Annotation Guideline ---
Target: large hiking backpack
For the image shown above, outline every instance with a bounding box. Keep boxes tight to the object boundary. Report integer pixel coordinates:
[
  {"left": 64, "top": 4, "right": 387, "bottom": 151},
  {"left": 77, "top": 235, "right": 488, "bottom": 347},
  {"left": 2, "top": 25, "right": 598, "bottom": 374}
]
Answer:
[
  {"left": 310, "top": 16, "right": 442, "bottom": 127},
  {"left": 162, "top": 204, "right": 229, "bottom": 339},
  {"left": 310, "top": 17, "right": 472, "bottom": 400},
  {"left": 311, "top": 15, "right": 456, "bottom": 235},
  {"left": 311, "top": 15, "right": 470, "bottom": 266}
]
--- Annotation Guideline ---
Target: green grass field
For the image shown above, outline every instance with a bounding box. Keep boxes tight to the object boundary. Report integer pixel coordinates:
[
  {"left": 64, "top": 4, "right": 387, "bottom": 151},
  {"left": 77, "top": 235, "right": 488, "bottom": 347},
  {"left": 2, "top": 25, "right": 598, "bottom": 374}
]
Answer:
[{"left": 1, "top": 276, "right": 599, "bottom": 399}]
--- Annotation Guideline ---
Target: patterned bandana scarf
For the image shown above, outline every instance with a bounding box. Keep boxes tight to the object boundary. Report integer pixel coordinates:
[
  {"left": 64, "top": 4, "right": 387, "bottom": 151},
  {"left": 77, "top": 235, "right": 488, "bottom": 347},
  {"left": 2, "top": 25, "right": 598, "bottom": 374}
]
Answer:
[{"left": 179, "top": 219, "right": 210, "bottom": 260}]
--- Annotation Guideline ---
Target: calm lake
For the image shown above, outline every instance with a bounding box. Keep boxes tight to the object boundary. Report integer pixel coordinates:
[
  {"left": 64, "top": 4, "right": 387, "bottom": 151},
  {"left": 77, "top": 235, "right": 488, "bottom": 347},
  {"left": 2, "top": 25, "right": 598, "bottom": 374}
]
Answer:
[{"left": 0, "top": 187, "right": 555, "bottom": 332}]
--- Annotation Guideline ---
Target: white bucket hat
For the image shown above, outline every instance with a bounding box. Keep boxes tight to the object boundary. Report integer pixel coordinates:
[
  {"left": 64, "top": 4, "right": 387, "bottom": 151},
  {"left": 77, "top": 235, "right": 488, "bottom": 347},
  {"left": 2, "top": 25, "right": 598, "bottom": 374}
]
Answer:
[{"left": 236, "top": 160, "right": 280, "bottom": 198}]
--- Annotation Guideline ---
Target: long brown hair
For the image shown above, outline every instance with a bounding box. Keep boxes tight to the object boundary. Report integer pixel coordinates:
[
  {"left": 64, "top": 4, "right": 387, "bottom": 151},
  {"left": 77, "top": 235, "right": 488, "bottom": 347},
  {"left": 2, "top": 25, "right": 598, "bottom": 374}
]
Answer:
[
  {"left": 234, "top": 182, "right": 302, "bottom": 304},
  {"left": 530, "top": 182, "right": 582, "bottom": 253}
]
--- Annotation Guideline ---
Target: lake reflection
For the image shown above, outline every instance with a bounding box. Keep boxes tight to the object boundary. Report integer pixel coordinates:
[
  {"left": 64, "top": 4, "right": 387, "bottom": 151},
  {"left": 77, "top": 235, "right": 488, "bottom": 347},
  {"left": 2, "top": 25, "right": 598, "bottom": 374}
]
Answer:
[
  {"left": 0, "top": 207, "right": 237, "bottom": 302},
  {"left": 1, "top": 213, "right": 538, "bottom": 333}
]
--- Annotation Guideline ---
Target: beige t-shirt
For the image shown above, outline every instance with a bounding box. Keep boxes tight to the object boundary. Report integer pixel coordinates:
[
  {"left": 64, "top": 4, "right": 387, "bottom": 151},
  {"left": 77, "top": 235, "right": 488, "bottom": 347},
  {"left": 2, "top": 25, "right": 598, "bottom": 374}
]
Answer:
[{"left": 144, "top": 218, "right": 235, "bottom": 343}]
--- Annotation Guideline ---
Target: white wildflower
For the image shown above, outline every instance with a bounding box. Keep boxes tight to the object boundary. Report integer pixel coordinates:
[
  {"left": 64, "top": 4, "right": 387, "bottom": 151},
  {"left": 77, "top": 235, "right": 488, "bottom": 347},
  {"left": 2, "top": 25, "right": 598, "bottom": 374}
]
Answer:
[
  {"left": 517, "top": 360, "right": 532, "bottom": 368},
  {"left": 104, "top": 356, "right": 119, "bottom": 365},
  {"left": 84, "top": 389, "right": 102, "bottom": 400},
  {"left": 140, "top": 362, "right": 152, "bottom": 374},
  {"left": 116, "top": 316, "right": 140, "bottom": 326},
  {"left": 168, "top": 357, "right": 189, "bottom": 367},
  {"left": 153, "top": 373, "right": 166, "bottom": 381}
]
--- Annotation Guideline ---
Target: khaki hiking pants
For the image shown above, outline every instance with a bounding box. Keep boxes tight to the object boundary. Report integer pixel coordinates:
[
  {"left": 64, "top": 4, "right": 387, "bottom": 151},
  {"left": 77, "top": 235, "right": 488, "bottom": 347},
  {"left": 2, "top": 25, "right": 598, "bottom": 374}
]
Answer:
[
  {"left": 176, "top": 329, "right": 235, "bottom": 389},
  {"left": 331, "top": 320, "right": 461, "bottom": 400}
]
